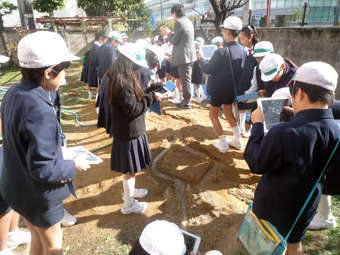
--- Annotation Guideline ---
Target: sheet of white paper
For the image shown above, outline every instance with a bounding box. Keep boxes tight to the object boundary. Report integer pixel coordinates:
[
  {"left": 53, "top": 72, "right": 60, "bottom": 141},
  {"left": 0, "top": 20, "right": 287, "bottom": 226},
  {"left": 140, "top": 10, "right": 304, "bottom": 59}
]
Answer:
[{"left": 62, "top": 146, "right": 103, "bottom": 163}]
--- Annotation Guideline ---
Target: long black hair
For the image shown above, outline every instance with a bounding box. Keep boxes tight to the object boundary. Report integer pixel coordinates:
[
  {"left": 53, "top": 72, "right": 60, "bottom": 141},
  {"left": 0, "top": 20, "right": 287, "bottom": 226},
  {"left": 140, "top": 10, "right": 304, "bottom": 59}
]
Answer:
[
  {"left": 240, "top": 25, "right": 259, "bottom": 46},
  {"left": 95, "top": 30, "right": 108, "bottom": 41},
  {"left": 107, "top": 53, "right": 144, "bottom": 105}
]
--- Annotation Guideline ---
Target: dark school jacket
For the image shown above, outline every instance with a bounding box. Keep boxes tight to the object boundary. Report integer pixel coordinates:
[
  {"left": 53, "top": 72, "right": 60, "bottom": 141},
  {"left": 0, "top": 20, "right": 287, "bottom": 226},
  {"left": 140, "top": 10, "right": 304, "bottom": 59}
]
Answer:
[
  {"left": 88, "top": 43, "right": 100, "bottom": 87},
  {"left": 264, "top": 62, "right": 297, "bottom": 97},
  {"left": 110, "top": 79, "right": 157, "bottom": 141},
  {"left": 0, "top": 78, "right": 76, "bottom": 209},
  {"left": 98, "top": 41, "right": 117, "bottom": 80},
  {"left": 244, "top": 109, "right": 340, "bottom": 238},
  {"left": 237, "top": 52, "right": 258, "bottom": 95},
  {"left": 199, "top": 41, "right": 246, "bottom": 99},
  {"left": 96, "top": 75, "right": 112, "bottom": 136}
]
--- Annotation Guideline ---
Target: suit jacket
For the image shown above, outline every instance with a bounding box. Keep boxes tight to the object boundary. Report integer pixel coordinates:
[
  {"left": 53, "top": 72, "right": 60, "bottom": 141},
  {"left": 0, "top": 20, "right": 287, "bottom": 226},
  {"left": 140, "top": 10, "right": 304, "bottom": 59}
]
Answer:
[
  {"left": 98, "top": 41, "right": 117, "bottom": 79},
  {"left": 88, "top": 42, "right": 100, "bottom": 87},
  {"left": 168, "top": 16, "right": 196, "bottom": 66},
  {"left": 0, "top": 78, "right": 76, "bottom": 209}
]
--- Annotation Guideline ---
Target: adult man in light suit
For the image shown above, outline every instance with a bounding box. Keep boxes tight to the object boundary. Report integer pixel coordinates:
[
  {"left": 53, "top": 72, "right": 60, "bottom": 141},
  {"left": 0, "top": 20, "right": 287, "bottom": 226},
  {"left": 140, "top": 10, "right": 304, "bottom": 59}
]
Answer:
[{"left": 161, "top": 4, "right": 196, "bottom": 109}]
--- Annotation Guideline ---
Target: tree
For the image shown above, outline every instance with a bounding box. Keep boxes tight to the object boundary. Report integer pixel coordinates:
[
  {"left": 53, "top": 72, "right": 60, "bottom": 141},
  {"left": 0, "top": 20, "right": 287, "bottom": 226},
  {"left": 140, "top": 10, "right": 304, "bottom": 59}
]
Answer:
[
  {"left": 194, "top": 0, "right": 249, "bottom": 36},
  {"left": 0, "top": 0, "right": 18, "bottom": 60},
  {"left": 77, "top": 0, "right": 152, "bottom": 32},
  {"left": 155, "top": 19, "right": 175, "bottom": 33},
  {"left": 31, "top": 0, "right": 65, "bottom": 16}
]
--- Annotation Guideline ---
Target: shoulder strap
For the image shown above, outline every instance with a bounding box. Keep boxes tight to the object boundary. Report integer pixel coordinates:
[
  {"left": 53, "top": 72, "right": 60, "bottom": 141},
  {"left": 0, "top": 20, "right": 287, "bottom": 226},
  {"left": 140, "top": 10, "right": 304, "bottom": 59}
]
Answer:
[
  {"left": 285, "top": 124, "right": 340, "bottom": 241},
  {"left": 225, "top": 46, "right": 238, "bottom": 97}
]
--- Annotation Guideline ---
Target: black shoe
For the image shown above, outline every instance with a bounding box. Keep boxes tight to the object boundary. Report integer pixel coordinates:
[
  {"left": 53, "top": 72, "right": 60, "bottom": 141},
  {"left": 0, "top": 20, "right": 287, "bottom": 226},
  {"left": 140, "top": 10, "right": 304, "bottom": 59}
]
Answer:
[{"left": 175, "top": 103, "right": 192, "bottom": 110}]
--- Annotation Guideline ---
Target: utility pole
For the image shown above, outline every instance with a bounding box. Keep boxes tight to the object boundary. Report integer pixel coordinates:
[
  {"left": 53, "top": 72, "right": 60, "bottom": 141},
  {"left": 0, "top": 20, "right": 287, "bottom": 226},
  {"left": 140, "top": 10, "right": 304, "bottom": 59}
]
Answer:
[
  {"left": 266, "top": 0, "right": 270, "bottom": 27},
  {"left": 160, "top": 0, "right": 163, "bottom": 20},
  {"left": 248, "top": 0, "right": 252, "bottom": 25},
  {"left": 299, "top": 2, "right": 308, "bottom": 27},
  {"left": 334, "top": 0, "right": 340, "bottom": 26}
]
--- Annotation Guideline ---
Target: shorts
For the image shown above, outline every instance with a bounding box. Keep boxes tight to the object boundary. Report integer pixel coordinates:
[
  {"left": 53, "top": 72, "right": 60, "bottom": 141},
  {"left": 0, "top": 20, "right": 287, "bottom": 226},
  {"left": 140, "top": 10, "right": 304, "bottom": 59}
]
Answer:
[
  {"left": 165, "top": 62, "right": 171, "bottom": 73},
  {"left": 210, "top": 96, "right": 235, "bottom": 107},
  {"left": 0, "top": 193, "right": 11, "bottom": 214},
  {"left": 10, "top": 202, "right": 64, "bottom": 228}
]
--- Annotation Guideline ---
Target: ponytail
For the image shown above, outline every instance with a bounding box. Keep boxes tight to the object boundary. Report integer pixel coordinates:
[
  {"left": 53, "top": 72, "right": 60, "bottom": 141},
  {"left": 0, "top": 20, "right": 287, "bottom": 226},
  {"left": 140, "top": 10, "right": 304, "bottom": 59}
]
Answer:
[{"left": 240, "top": 25, "right": 259, "bottom": 46}]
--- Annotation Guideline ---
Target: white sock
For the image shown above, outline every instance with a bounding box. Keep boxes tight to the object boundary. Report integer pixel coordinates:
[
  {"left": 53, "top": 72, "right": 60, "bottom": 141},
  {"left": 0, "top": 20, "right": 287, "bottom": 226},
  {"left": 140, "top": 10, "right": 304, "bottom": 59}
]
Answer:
[
  {"left": 196, "top": 86, "right": 201, "bottom": 98},
  {"left": 218, "top": 134, "right": 227, "bottom": 143},
  {"left": 231, "top": 126, "right": 241, "bottom": 140},
  {"left": 173, "top": 88, "right": 179, "bottom": 99},
  {"left": 179, "top": 92, "right": 183, "bottom": 101},
  {"left": 88, "top": 91, "right": 93, "bottom": 97},
  {"left": 123, "top": 177, "right": 135, "bottom": 209},
  {"left": 199, "top": 86, "right": 204, "bottom": 98},
  {"left": 95, "top": 93, "right": 98, "bottom": 102},
  {"left": 239, "top": 112, "right": 246, "bottom": 131},
  {"left": 7, "top": 228, "right": 18, "bottom": 238},
  {"left": 318, "top": 195, "right": 332, "bottom": 220}
]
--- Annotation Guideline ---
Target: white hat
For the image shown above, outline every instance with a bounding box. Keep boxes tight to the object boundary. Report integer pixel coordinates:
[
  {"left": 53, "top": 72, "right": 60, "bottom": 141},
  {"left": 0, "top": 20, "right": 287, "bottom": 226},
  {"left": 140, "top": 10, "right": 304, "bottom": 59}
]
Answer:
[
  {"left": 121, "top": 33, "right": 127, "bottom": 39},
  {"left": 271, "top": 87, "right": 290, "bottom": 98},
  {"left": 259, "top": 53, "right": 285, "bottom": 82},
  {"left": 135, "top": 39, "right": 149, "bottom": 49},
  {"left": 291, "top": 62, "right": 338, "bottom": 92},
  {"left": 109, "top": 31, "right": 123, "bottom": 43},
  {"left": 220, "top": 16, "right": 242, "bottom": 30},
  {"left": 211, "top": 37, "right": 223, "bottom": 46},
  {"left": 147, "top": 45, "right": 165, "bottom": 63},
  {"left": 253, "top": 41, "right": 274, "bottom": 57},
  {"left": 204, "top": 251, "right": 223, "bottom": 255},
  {"left": 118, "top": 43, "right": 148, "bottom": 68},
  {"left": 139, "top": 220, "right": 186, "bottom": 255},
  {"left": 154, "top": 35, "right": 159, "bottom": 43},
  {"left": 194, "top": 37, "right": 204, "bottom": 45},
  {"left": 0, "top": 55, "right": 9, "bottom": 63},
  {"left": 18, "top": 31, "right": 80, "bottom": 68},
  {"left": 145, "top": 37, "right": 151, "bottom": 44}
]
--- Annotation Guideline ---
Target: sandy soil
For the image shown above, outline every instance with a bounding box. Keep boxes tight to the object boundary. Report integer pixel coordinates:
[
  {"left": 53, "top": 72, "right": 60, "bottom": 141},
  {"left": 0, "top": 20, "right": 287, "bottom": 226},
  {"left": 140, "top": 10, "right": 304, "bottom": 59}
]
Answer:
[{"left": 56, "top": 95, "right": 259, "bottom": 255}]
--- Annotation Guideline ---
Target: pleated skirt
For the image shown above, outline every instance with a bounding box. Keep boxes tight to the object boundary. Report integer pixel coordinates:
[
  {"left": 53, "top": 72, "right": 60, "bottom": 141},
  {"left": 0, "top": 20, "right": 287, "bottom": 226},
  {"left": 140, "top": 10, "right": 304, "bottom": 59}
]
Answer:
[
  {"left": 80, "top": 65, "right": 89, "bottom": 83},
  {"left": 111, "top": 133, "right": 152, "bottom": 174}
]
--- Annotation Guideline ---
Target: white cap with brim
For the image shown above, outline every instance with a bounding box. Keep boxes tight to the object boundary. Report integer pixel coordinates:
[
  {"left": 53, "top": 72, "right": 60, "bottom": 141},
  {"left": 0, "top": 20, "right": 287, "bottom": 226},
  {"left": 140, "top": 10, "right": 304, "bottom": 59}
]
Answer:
[
  {"left": 109, "top": 31, "right": 123, "bottom": 43},
  {"left": 147, "top": 45, "right": 165, "bottom": 63},
  {"left": 221, "top": 16, "right": 242, "bottom": 30},
  {"left": 139, "top": 220, "right": 186, "bottom": 255},
  {"left": 118, "top": 43, "right": 148, "bottom": 68},
  {"left": 154, "top": 35, "right": 159, "bottom": 42},
  {"left": 121, "top": 33, "right": 127, "bottom": 39},
  {"left": 253, "top": 41, "right": 274, "bottom": 57},
  {"left": 0, "top": 55, "right": 9, "bottom": 63},
  {"left": 18, "top": 31, "right": 80, "bottom": 68},
  {"left": 195, "top": 37, "right": 204, "bottom": 45},
  {"left": 259, "top": 53, "right": 284, "bottom": 82},
  {"left": 135, "top": 39, "right": 149, "bottom": 50},
  {"left": 211, "top": 37, "right": 223, "bottom": 45},
  {"left": 271, "top": 87, "right": 290, "bottom": 98},
  {"left": 291, "top": 62, "right": 338, "bottom": 92}
]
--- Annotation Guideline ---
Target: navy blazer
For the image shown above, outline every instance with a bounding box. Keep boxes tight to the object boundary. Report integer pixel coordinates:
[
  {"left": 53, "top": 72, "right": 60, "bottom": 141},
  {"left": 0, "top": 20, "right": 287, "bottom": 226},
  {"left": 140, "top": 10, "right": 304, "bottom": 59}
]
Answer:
[
  {"left": 244, "top": 109, "right": 340, "bottom": 239},
  {"left": 199, "top": 41, "right": 246, "bottom": 99},
  {"left": 98, "top": 41, "right": 117, "bottom": 80},
  {"left": 0, "top": 78, "right": 76, "bottom": 209},
  {"left": 88, "top": 43, "right": 100, "bottom": 87}
]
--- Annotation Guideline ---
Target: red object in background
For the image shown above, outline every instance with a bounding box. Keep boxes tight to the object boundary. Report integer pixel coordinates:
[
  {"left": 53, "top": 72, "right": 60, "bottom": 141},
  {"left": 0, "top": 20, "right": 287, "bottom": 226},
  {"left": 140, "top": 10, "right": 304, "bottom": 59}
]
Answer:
[
  {"left": 266, "top": 0, "right": 270, "bottom": 27},
  {"left": 206, "top": 7, "right": 211, "bottom": 14}
]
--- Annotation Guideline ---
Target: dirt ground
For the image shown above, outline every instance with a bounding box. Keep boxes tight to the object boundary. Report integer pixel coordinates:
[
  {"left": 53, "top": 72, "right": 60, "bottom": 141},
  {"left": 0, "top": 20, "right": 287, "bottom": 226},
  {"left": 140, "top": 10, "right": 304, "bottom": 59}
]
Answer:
[{"left": 56, "top": 89, "right": 259, "bottom": 254}]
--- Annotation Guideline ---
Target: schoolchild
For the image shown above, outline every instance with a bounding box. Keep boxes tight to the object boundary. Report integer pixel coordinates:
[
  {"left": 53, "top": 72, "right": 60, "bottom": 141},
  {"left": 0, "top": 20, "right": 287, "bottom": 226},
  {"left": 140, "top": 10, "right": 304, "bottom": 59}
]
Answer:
[
  {"left": 237, "top": 25, "right": 259, "bottom": 136},
  {"left": 169, "top": 64, "right": 182, "bottom": 104},
  {"left": 211, "top": 36, "right": 224, "bottom": 49},
  {"left": 0, "top": 31, "right": 91, "bottom": 255},
  {"left": 107, "top": 43, "right": 163, "bottom": 214},
  {"left": 197, "top": 16, "right": 246, "bottom": 153},
  {"left": 244, "top": 62, "right": 339, "bottom": 255},
  {"left": 88, "top": 30, "right": 108, "bottom": 95},
  {"left": 155, "top": 35, "right": 166, "bottom": 82},
  {"left": 97, "top": 31, "right": 122, "bottom": 87},
  {"left": 192, "top": 37, "right": 206, "bottom": 104},
  {"left": 259, "top": 53, "right": 297, "bottom": 97},
  {"left": 161, "top": 40, "right": 172, "bottom": 82},
  {"left": 80, "top": 49, "right": 91, "bottom": 98},
  {"left": 121, "top": 33, "right": 128, "bottom": 44}
]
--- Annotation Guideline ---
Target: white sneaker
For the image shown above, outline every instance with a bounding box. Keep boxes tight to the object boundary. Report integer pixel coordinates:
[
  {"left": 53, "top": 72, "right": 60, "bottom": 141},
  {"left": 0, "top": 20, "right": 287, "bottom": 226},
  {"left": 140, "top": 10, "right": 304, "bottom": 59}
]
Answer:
[
  {"left": 206, "top": 104, "right": 210, "bottom": 108},
  {"left": 7, "top": 230, "right": 31, "bottom": 250},
  {"left": 242, "top": 130, "right": 251, "bottom": 138},
  {"left": 213, "top": 140, "right": 229, "bottom": 153},
  {"left": 240, "top": 127, "right": 245, "bottom": 135},
  {"left": 61, "top": 209, "right": 77, "bottom": 227},
  {"left": 201, "top": 94, "right": 207, "bottom": 100},
  {"left": 228, "top": 139, "right": 243, "bottom": 150},
  {"left": 88, "top": 94, "right": 96, "bottom": 99},
  {"left": 192, "top": 97, "right": 202, "bottom": 104},
  {"left": 309, "top": 212, "right": 337, "bottom": 229},
  {"left": 0, "top": 248, "right": 15, "bottom": 255},
  {"left": 169, "top": 98, "right": 181, "bottom": 104},
  {"left": 221, "top": 114, "right": 226, "bottom": 120},
  {"left": 122, "top": 188, "right": 148, "bottom": 200},
  {"left": 121, "top": 199, "right": 148, "bottom": 214}
]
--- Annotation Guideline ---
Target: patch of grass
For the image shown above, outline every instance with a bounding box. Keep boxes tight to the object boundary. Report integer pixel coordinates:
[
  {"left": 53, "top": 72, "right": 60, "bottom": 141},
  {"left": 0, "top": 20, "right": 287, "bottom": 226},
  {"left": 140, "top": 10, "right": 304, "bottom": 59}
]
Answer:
[
  {"left": 0, "top": 66, "right": 21, "bottom": 85},
  {"left": 94, "top": 236, "right": 132, "bottom": 255}
]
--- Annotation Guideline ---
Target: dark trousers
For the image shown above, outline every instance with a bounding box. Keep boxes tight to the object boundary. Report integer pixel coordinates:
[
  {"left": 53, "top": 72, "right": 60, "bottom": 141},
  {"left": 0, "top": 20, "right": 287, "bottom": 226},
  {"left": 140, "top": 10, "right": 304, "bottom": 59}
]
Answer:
[{"left": 178, "top": 63, "right": 192, "bottom": 106}]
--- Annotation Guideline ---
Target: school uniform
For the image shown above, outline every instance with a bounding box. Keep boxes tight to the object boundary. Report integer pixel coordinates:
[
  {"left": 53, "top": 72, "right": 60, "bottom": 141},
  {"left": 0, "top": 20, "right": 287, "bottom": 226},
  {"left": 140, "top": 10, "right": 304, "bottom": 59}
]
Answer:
[
  {"left": 80, "top": 50, "right": 91, "bottom": 83},
  {"left": 264, "top": 62, "right": 297, "bottom": 97},
  {"left": 97, "top": 41, "right": 117, "bottom": 82},
  {"left": 138, "top": 67, "right": 151, "bottom": 90},
  {"left": 199, "top": 41, "right": 246, "bottom": 106},
  {"left": 171, "top": 65, "right": 180, "bottom": 79},
  {"left": 96, "top": 75, "right": 112, "bottom": 137},
  {"left": 0, "top": 78, "right": 77, "bottom": 227},
  {"left": 110, "top": 79, "right": 157, "bottom": 174},
  {"left": 244, "top": 109, "right": 340, "bottom": 243},
  {"left": 191, "top": 52, "right": 205, "bottom": 85},
  {"left": 0, "top": 146, "right": 11, "bottom": 215},
  {"left": 88, "top": 41, "right": 101, "bottom": 88},
  {"left": 237, "top": 47, "right": 258, "bottom": 110}
]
